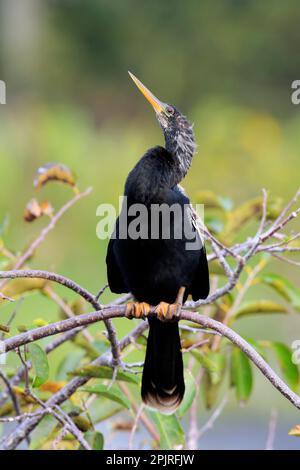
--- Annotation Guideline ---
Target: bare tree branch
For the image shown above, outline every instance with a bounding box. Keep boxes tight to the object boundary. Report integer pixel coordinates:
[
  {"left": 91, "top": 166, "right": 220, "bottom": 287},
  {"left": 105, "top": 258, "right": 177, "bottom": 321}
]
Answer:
[
  {"left": 0, "top": 268, "right": 121, "bottom": 373},
  {"left": 0, "top": 322, "right": 148, "bottom": 450},
  {"left": 0, "top": 370, "right": 21, "bottom": 418},
  {"left": 1, "top": 188, "right": 300, "bottom": 450},
  {"left": 128, "top": 403, "right": 144, "bottom": 450},
  {"left": 9, "top": 187, "right": 93, "bottom": 273},
  {"left": 1, "top": 304, "right": 299, "bottom": 449},
  {"left": 265, "top": 409, "right": 278, "bottom": 450},
  {"left": 197, "top": 395, "right": 229, "bottom": 440}
]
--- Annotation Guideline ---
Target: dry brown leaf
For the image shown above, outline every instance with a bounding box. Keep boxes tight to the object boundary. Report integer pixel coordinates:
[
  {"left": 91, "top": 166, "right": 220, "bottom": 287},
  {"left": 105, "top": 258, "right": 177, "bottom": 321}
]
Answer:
[
  {"left": 34, "top": 163, "right": 77, "bottom": 191},
  {"left": 40, "top": 381, "right": 66, "bottom": 394},
  {"left": 24, "top": 199, "right": 54, "bottom": 222},
  {"left": 289, "top": 425, "right": 300, "bottom": 436}
]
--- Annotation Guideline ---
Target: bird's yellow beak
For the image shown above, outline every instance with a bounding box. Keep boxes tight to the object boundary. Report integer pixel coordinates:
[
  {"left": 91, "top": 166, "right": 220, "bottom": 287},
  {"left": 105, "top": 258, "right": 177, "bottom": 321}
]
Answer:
[{"left": 128, "top": 71, "right": 165, "bottom": 114}]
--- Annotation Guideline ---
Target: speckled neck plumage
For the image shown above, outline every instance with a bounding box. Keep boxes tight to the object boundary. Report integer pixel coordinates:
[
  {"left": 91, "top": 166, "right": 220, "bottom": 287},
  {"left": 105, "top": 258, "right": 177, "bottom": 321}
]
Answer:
[{"left": 163, "top": 115, "right": 196, "bottom": 187}]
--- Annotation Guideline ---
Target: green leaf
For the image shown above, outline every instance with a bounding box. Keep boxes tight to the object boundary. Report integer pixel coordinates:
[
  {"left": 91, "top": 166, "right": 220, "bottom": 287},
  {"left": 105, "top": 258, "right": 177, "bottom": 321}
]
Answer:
[
  {"left": 207, "top": 352, "right": 226, "bottom": 385},
  {"left": 0, "top": 324, "right": 10, "bottom": 333},
  {"left": 261, "top": 273, "right": 300, "bottom": 312},
  {"left": 203, "top": 370, "right": 223, "bottom": 409},
  {"left": 269, "top": 342, "right": 299, "bottom": 391},
  {"left": 80, "top": 431, "right": 104, "bottom": 450},
  {"left": 192, "top": 351, "right": 225, "bottom": 385},
  {"left": 29, "top": 415, "right": 57, "bottom": 450},
  {"left": 218, "top": 196, "right": 233, "bottom": 211},
  {"left": 235, "top": 300, "right": 288, "bottom": 319},
  {"left": 56, "top": 351, "right": 85, "bottom": 381},
  {"left": 195, "top": 190, "right": 226, "bottom": 210},
  {"left": 150, "top": 412, "right": 184, "bottom": 450},
  {"left": 178, "top": 371, "right": 196, "bottom": 417},
  {"left": 209, "top": 259, "right": 228, "bottom": 276},
  {"left": 70, "top": 365, "right": 139, "bottom": 384},
  {"left": 88, "top": 397, "right": 123, "bottom": 422},
  {"left": 0, "top": 257, "right": 10, "bottom": 270},
  {"left": 72, "top": 337, "right": 97, "bottom": 357},
  {"left": 205, "top": 217, "right": 224, "bottom": 234},
  {"left": 200, "top": 353, "right": 226, "bottom": 410},
  {"left": 72, "top": 415, "right": 92, "bottom": 432},
  {"left": 0, "top": 214, "right": 10, "bottom": 237},
  {"left": 2, "top": 278, "right": 47, "bottom": 300},
  {"left": 80, "top": 384, "right": 131, "bottom": 409},
  {"left": 222, "top": 196, "right": 283, "bottom": 239},
  {"left": 244, "top": 337, "right": 268, "bottom": 361},
  {"left": 28, "top": 344, "right": 49, "bottom": 388},
  {"left": 231, "top": 348, "right": 253, "bottom": 403},
  {"left": 135, "top": 335, "right": 147, "bottom": 347}
]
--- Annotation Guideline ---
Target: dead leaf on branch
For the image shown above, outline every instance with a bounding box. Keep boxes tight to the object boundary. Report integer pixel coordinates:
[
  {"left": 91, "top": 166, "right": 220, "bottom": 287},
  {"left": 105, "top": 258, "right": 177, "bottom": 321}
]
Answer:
[
  {"left": 24, "top": 199, "right": 54, "bottom": 222},
  {"left": 34, "top": 163, "right": 78, "bottom": 192},
  {"left": 288, "top": 425, "right": 300, "bottom": 437}
]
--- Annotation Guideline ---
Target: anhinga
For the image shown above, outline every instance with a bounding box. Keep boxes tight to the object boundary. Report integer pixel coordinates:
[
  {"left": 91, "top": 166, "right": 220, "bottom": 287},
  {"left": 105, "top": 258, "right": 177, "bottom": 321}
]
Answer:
[{"left": 106, "top": 73, "right": 209, "bottom": 413}]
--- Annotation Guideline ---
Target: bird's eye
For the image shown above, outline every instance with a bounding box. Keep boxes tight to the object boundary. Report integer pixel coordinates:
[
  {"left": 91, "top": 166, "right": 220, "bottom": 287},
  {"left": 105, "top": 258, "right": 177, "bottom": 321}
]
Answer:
[{"left": 165, "top": 106, "right": 174, "bottom": 117}]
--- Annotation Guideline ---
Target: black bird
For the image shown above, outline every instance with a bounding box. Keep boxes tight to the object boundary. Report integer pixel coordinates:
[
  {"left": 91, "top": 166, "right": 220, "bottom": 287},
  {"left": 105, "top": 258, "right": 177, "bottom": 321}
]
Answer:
[{"left": 106, "top": 73, "right": 209, "bottom": 413}]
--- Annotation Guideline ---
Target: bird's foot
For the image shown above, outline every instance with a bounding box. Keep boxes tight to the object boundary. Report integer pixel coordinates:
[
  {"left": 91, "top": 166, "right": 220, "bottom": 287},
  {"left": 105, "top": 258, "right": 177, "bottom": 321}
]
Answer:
[
  {"left": 125, "top": 301, "right": 150, "bottom": 320},
  {"left": 155, "top": 286, "right": 186, "bottom": 322}
]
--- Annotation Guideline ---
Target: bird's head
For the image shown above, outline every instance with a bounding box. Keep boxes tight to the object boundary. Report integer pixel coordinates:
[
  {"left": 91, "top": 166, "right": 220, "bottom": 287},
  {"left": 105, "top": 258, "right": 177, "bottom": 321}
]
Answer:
[{"left": 129, "top": 72, "right": 196, "bottom": 167}]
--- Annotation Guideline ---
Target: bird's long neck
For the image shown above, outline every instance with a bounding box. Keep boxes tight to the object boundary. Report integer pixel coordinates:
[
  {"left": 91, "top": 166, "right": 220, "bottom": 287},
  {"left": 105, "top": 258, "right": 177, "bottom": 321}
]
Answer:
[
  {"left": 125, "top": 122, "right": 196, "bottom": 203},
  {"left": 164, "top": 124, "right": 196, "bottom": 187}
]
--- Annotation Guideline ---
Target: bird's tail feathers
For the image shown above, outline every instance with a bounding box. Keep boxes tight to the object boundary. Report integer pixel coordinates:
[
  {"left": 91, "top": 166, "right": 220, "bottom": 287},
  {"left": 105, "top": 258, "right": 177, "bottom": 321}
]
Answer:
[{"left": 141, "top": 318, "right": 185, "bottom": 414}]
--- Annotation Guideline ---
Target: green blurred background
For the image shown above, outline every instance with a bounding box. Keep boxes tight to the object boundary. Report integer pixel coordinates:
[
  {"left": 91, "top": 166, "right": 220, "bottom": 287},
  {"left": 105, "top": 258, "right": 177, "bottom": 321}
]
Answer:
[{"left": 0, "top": 0, "right": 300, "bottom": 449}]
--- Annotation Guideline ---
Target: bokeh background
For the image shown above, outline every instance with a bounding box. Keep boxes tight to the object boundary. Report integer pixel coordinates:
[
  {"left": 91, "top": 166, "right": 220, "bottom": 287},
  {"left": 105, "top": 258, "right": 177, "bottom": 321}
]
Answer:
[{"left": 0, "top": 0, "right": 300, "bottom": 449}]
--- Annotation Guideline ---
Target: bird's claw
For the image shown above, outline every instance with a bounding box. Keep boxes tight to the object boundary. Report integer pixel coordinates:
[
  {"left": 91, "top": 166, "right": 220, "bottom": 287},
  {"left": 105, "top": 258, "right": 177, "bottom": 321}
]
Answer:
[
  {"left": 125, "top": 301, "right": 150, "bottom": 320},
  {"left": 154, "top": 301, "right": 181, "bottom": 322},
  {"left": 154, "top": 287, "right": 185, "bottom": 322}
]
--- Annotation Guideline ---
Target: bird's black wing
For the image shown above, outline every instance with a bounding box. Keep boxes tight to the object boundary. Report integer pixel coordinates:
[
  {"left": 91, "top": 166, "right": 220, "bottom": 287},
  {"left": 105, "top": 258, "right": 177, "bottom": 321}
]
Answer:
[
  {"left": 190, "top": 243, "right": 210, "bottom": 300},
  {"left": 189, "top": 205, "right": 210, "bottom": 300},
  {"left": 172, "top": 186, "right": 210, "bottom": 300},
  {"left": 106, "top": 219, "right": 128, "bottom": 294}
]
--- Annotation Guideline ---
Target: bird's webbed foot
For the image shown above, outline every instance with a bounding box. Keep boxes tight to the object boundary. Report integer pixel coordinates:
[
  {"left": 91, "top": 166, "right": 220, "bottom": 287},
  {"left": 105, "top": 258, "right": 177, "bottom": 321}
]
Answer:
[
  {"left": 155, "top": 286, "right": 186, "bottom": 322},
  {"left": 125, "top": 301, "right": 150, "bottom": 320}
]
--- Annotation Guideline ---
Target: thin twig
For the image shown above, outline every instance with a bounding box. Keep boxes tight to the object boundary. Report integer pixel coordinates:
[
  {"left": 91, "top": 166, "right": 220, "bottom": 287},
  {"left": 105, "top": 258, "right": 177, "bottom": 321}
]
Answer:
[
  {"left": 271, "top": 253, "right": 300, "bottom": 267},
  {"left": 1, "top": 188, "right": 300, "bottom": 450},
  {"left": 179, "top": 324, "right": 221, "bottom": 335},
  {"left": 183, "top": 339, "right": 210, "bottom": 353},
  {"left": 119, "top": 383, "right": 159, "bottom": 445},
  {"left": 0, "top": 410, "right": 46, "bottom": 423},
  {"left": 197, "top": 395, "right": 228, "bottom": 440},
  {"left": 265, "top": 409, "right": 278, "bottom": 450},
  {"left": 0, "top": 268, "right": 121, "bottom": 373},
  {"left": 95, "top": 284, "right": 108, "bottom": 301},
  {"left": 0, "top": 298, "right": 25, "bottom": 340},
  {"left": 12, "top": 187, "right": 92, "bottom": 273},
  {"left": 15, "top": 349, "right": 92, "bottom": 451},
  {"left": 128, "top": 403, "right": 144, "bottom": 450},
  {"left": 187, "top": 367, "right": 205, "bottom": 450},
  {"left": 44, "top": 286, "right": 94, "bottom": 343},
  {"left": 1, "top": 322, "right": 148, "bottom": 450},
  {"left": 52, "top": 426, "right": 69, "bottom": 450},
  {"left": 272, "top": 187, "right": 300, "bottom": 228},
  {"left": 0, "top": 292, "right": 14, "bottom": 302},
  {"left": 210, "top": 240, "right": 233, "bottom": 277},
  {"left": 0, "top": 370, "right": 21, "bottom": 418},
  {"left": 1, "top": 306, "right": 300, "bottom": 413}
]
